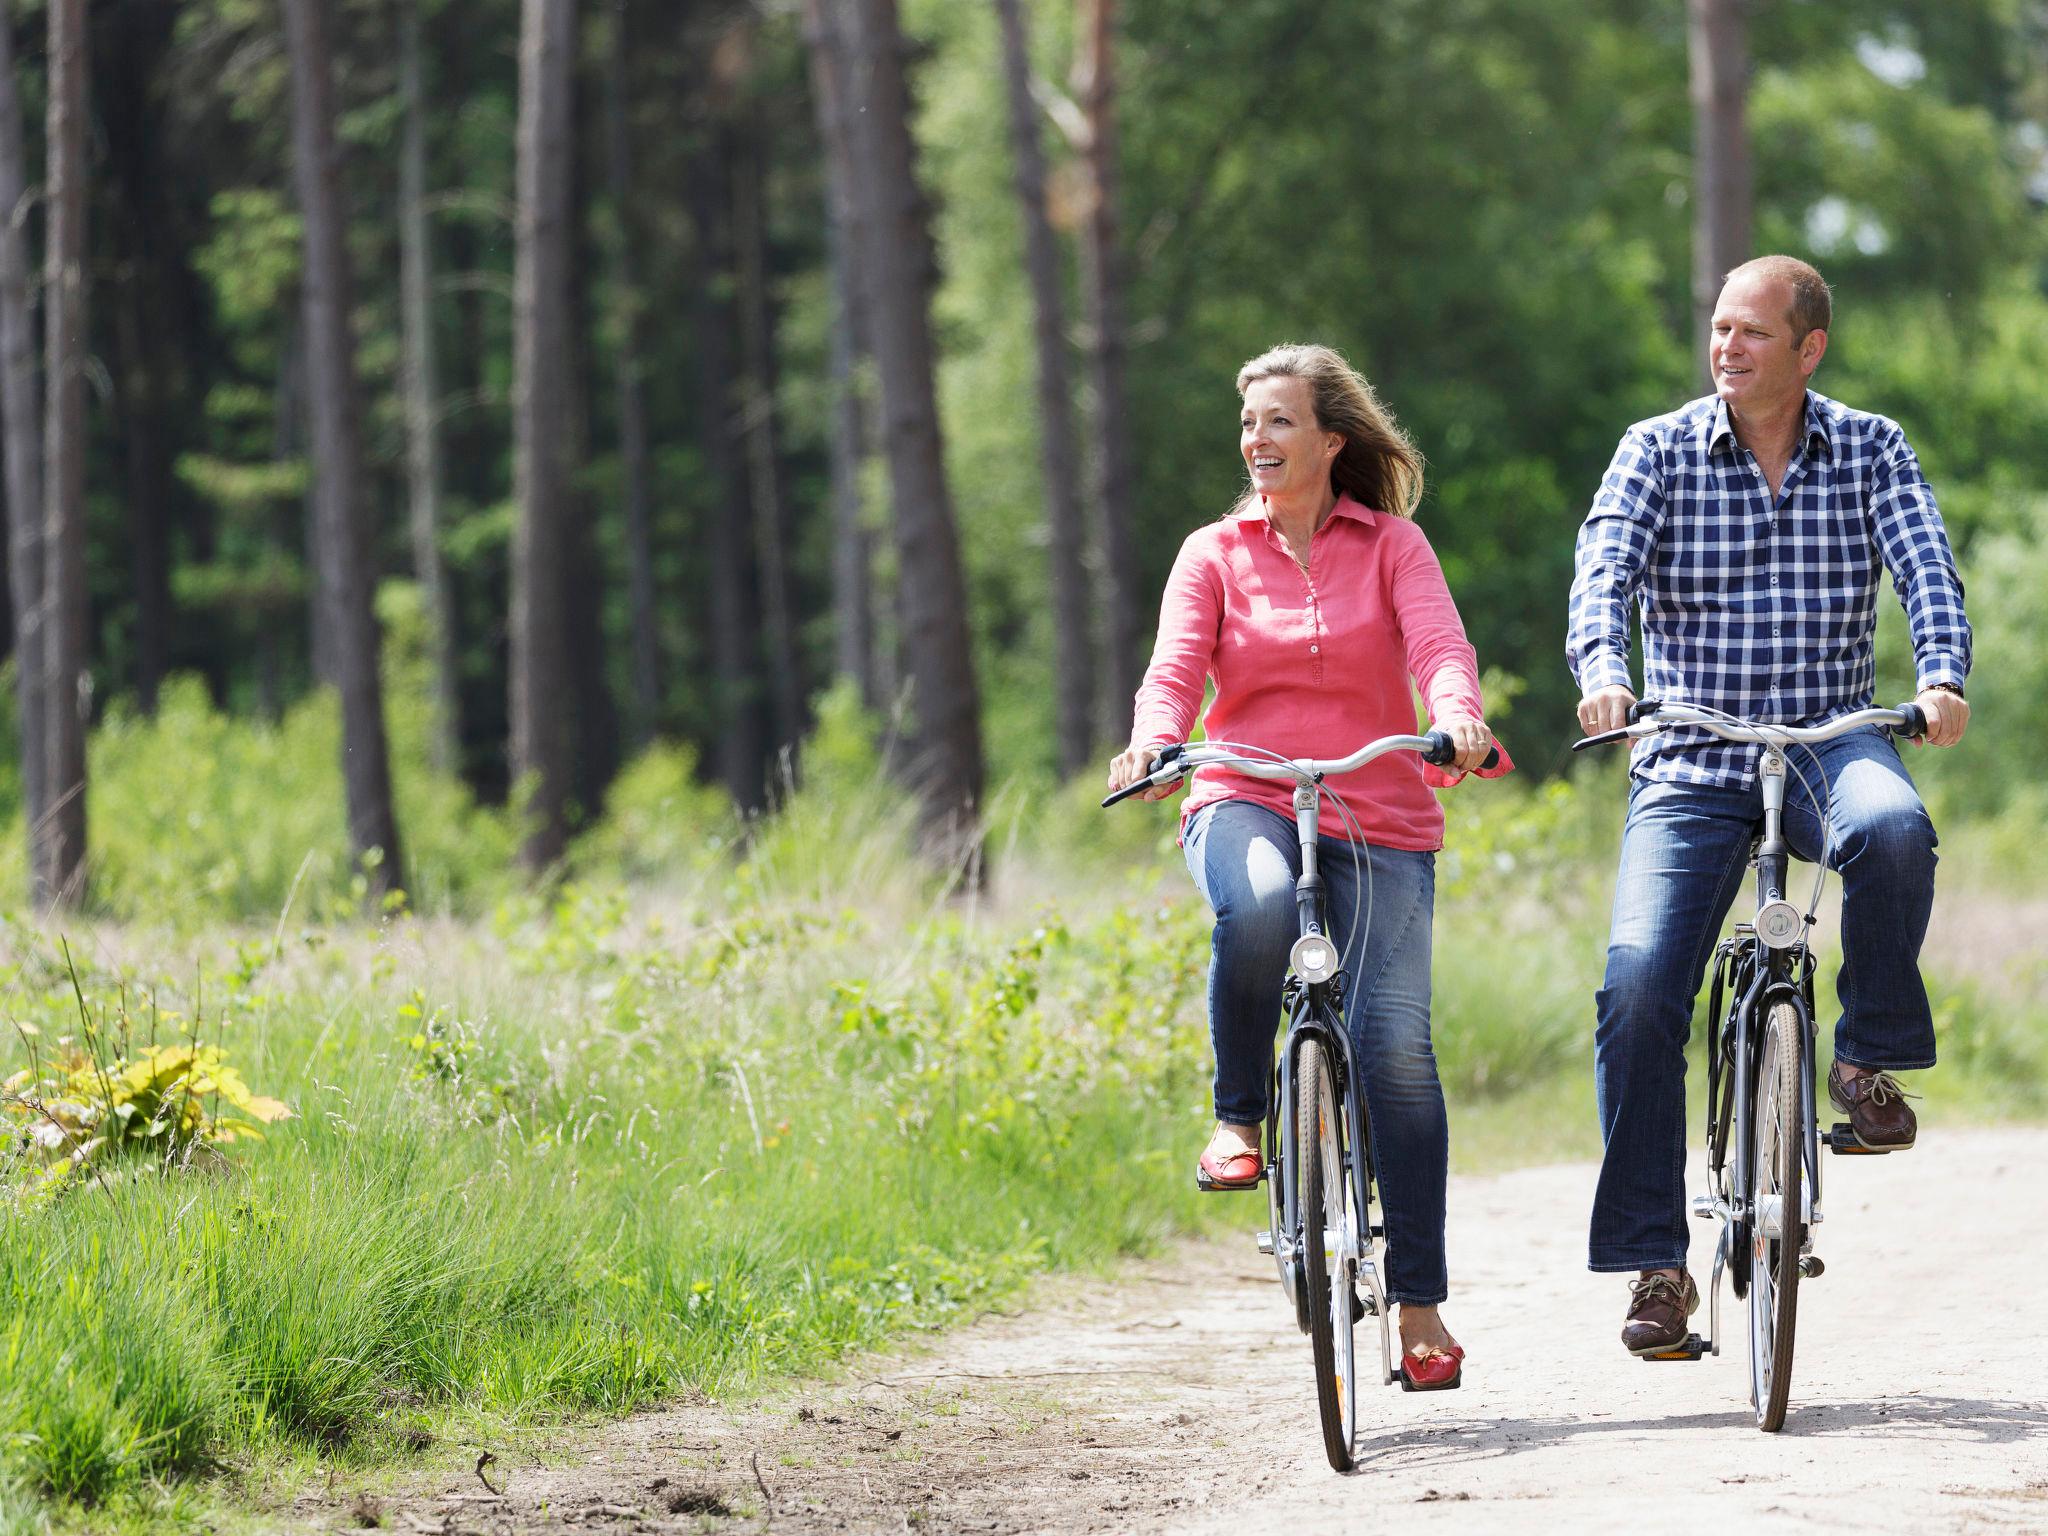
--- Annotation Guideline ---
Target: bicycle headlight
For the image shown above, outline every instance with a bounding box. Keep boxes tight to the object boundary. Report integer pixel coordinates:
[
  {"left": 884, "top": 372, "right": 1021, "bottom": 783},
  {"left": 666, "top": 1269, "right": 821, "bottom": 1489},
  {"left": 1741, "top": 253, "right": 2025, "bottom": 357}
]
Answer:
[
  {"left": 1290, "top": 934, "right": 1339, "bottom": 983},
  {"left": 1756, "top": 899, "right": 1804, "bottom": 950}
]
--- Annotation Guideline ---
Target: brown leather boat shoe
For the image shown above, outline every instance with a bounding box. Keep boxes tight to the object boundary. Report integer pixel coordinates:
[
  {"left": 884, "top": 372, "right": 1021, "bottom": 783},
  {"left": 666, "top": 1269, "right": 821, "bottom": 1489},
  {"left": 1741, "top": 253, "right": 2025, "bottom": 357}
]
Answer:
[
  {"left": 1621, "top": 1270, "right": 1699, "bottom": 1357},
  {"left": 1827, "top": 1062, "right": 1917, "bottom": 1150}
]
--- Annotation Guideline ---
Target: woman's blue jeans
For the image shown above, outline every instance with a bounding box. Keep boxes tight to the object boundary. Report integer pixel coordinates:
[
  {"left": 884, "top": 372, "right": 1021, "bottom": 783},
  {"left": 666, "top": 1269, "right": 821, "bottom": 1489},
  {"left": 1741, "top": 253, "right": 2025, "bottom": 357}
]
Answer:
[
  {"left": 1184, "top": 800, "right": 1447, "bottom": 1306},
  {"left": 1589, "top": 728, "right": 1939, "bottom": 1273}
]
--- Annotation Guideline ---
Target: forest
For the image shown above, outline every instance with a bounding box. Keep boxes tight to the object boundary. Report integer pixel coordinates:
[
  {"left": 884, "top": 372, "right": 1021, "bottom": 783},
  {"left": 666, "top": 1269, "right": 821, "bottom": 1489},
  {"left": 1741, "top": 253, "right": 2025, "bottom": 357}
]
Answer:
[
  {"left": 0, "top": 0, "right": 2043, "bottom": 905},
  {"left": 2, "top": 0, "right": 2046, "bottom": 1528}
]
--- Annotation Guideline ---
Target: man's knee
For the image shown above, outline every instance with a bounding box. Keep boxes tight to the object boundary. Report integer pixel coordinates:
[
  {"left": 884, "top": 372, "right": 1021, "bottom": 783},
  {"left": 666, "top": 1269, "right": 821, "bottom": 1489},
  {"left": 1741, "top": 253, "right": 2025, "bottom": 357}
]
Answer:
[
  {"left": 1838, "top": 800, "right": 1937, "bottom": 876},
  {"left": 1596, "top": 940, "right": 1693, "bottom": 1047}
]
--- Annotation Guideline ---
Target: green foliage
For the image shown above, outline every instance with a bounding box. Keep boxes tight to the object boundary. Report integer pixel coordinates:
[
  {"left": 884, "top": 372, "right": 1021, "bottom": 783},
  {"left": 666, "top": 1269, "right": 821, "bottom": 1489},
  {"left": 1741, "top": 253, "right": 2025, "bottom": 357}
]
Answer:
[{"left": 0, "top": 815, "right": 1218, "bottom": 1507}]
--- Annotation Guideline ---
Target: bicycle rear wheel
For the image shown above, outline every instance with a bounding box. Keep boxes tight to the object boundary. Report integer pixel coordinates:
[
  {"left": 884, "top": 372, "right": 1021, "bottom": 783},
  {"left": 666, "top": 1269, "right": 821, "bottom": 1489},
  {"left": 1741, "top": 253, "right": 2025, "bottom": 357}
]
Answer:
[
  {"left": 1747, "top": 1001, "right": 1803, "bottom": 1431},
  {"left": 1296, "top": 1035, "right": 1357, "bottom": 1471}
]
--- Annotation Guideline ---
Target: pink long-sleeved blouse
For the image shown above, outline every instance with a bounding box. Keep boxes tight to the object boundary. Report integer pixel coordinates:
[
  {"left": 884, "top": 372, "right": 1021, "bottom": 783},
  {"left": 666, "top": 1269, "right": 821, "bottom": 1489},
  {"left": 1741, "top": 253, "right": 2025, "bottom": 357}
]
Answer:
[{"left": 1131, "top": 495, "right": 1486, "bottom": 851}]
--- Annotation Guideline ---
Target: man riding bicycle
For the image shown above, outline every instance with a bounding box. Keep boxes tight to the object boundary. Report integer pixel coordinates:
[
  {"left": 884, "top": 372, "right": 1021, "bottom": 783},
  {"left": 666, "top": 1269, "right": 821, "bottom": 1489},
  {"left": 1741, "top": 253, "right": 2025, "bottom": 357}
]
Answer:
[{"left": 1566, "top": 255, "right": 1973, "bottom": 1357}]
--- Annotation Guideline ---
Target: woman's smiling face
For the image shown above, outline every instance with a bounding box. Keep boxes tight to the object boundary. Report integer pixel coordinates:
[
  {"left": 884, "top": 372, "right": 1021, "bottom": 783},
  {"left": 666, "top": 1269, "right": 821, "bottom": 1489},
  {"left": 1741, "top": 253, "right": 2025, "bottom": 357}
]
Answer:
[{"left": 1240, "top": 375, "right": 1343, "bottom": 503}]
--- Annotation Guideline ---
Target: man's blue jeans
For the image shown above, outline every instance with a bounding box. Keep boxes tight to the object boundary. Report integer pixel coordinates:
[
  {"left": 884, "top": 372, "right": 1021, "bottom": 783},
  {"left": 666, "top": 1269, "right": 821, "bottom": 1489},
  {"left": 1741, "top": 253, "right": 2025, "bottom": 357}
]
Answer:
[
  {"left": 1184, "top": 800, "right": 1447, "bottom": 1305},
  {"left": 1589, "top": 727, "right": 1939, "bottom": 1273}
]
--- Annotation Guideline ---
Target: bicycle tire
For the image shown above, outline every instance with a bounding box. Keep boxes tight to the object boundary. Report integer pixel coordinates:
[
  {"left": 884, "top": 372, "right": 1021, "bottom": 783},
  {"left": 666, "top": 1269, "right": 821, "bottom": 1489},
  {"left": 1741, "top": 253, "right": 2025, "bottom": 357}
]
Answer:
[
  {"left": 1296, "top": 1035, "right": 1357, "bottom": 1471},
  {"left": 1747, "top": 1001, "right": 1803, "bottom": 1431}
]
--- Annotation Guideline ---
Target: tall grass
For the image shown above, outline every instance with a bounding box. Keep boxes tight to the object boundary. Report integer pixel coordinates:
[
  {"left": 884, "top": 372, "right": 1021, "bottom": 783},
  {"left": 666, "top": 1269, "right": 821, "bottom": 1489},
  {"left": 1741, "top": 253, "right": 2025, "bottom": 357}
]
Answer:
[{"left": 1, "top": 676, "right": 2040, "bottom": 1522}]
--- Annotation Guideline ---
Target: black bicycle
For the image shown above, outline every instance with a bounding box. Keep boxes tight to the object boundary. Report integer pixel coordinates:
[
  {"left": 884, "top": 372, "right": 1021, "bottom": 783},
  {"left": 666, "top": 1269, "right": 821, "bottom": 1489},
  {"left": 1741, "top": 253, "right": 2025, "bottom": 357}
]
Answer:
[
  {"left": 1575, "top": 698, "right": 1926, "bottom": 1431},
  {"left": 1104, "top": 726, "right": 1493, "bottom": 1469}
]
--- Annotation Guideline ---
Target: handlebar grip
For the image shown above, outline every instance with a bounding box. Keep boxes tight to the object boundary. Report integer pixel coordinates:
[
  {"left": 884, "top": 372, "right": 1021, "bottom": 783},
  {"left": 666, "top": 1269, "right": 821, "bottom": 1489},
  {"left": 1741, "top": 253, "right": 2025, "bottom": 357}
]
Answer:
[
  {"left": 1100, "top": 778, "right": 1155, "bottom": 808},
  {"left": 1628, "top": 698, "right": 1662, "bottom": 724},
  {"left": 1894, "top": 702, "right": 1928, "bottom": 740},
  {"left": 1421, "top": 731, "right": 1502, "bottom": 771}
]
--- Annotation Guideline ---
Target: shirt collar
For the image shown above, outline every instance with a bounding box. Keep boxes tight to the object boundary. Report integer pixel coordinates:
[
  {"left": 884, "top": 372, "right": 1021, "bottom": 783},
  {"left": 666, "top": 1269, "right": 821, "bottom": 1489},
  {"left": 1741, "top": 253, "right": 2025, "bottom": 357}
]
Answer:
[
  {"left": 1233, "top": 492, "right": 1380, "bottom": 529},
  {"left": 1701, "top": 392, "right": 1835, "bottom": 461}
]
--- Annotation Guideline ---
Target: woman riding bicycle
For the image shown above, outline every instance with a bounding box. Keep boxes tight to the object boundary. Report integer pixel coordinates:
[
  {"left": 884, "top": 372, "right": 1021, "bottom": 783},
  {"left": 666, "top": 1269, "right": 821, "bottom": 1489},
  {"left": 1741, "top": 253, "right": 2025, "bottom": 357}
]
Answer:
[{"left": 1105, "top": 342, "right": 1504, "bottom": 1390}]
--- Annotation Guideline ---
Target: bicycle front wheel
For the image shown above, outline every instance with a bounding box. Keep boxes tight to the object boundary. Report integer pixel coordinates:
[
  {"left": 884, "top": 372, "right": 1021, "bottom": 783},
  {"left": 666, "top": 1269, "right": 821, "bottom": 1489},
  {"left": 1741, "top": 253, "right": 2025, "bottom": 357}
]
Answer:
[
  {"left": 1296, "top": 1035, "right": 1357, "bottom": 1471},
  {"left": 1747, "top": 1001, "right": 1803, "bottom": 1431}
]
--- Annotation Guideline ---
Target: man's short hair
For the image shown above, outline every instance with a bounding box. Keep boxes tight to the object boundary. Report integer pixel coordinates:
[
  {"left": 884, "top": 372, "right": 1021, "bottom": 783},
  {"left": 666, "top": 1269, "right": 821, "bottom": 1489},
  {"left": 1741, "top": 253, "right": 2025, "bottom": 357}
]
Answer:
[{"left": 1725, "top": 255, "right": 1832, "bottom": 340}]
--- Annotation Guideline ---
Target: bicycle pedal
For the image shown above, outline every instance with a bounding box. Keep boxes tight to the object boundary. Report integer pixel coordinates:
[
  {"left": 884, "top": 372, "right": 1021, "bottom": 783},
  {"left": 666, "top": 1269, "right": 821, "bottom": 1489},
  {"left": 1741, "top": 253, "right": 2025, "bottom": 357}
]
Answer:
[
  {"left": 1823, "top": 1123, "right": 1891, "bottom": 1155},
  {"left": 1640, "top": 1333, "right": 1707, "bottom": 1362}
]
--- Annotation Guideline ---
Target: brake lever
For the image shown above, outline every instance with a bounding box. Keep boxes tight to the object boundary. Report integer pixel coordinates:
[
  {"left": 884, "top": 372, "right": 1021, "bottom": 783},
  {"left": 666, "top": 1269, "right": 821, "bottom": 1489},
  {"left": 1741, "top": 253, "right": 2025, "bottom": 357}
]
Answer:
[{"left": 1571, "top": 726, "right": 1635, "bottom": 752}]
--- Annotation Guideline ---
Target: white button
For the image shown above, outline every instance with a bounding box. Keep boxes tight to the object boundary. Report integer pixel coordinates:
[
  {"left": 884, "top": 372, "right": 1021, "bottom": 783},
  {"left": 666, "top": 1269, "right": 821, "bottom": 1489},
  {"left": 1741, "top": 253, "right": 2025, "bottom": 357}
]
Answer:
[{"left": 1310, "top": 645, "right": 1319, "bottom": 654}]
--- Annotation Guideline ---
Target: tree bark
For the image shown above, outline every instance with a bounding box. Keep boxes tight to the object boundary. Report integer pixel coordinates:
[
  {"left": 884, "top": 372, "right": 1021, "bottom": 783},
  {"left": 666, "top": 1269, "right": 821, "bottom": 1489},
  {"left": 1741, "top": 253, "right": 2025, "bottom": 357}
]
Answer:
[
  {"left": 0, "top": 3, "right": 46, "bottom": 903},
  {"left": 510, "top": 0, "right": 577, "bottom": 869},
  {"left": 686, "top": 108, "right": 766, "bottom": 811},
  {"left": 794, "top": 0, "right": 876, "bottom": 712},
  {"left": 799, "top": 0, "right": 879, "bottom": 709},
  {"left": 732, "top": 111, "right": 803, "bottom": 763},
  {"left": 994, "top": 0, "right": 1093, "bottom": 774},
  {"left": 41, "top": 0, "right": 89, "bottom": 907},
  {"left": 282, "top": 0, "right": 408, "bottom": 900},
  {"left": 563, "top": 84, "right": 620, "bottom": 819},
  {"left": 105, "top": 0, "right": 178, "bottom": 718},
  {"left": 1074, "top": 0, "right": 1140, "bottom": 747},
  {"left": 398, "top": 0, "right": 462, "bottom": 773},
  {"left": 1689, "top": 0, "right": 1751, "bottom": 349},
  {"left": 603, "top": 0, "right": 660, "bottom": 745},
  {"left": 844, "top": 0, "right": 984, "bottom": 853}
]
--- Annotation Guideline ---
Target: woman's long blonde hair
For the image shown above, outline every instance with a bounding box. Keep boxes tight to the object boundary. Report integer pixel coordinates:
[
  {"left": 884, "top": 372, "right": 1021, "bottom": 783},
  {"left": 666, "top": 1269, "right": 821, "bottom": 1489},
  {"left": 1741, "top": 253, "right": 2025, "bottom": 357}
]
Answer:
[{"left": 1231, "top": 343, "right": 1425, "bottom": 519}]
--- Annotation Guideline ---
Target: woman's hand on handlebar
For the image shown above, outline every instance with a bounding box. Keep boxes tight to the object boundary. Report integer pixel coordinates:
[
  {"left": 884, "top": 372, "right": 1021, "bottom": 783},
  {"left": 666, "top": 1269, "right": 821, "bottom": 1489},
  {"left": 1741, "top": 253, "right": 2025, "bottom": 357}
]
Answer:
[
  {"left": 1107, "top": 740, "right": 1181, "bottom": 801},
  {"left": 1433, "top": 715, "right": 1497, "bottom": 774}
]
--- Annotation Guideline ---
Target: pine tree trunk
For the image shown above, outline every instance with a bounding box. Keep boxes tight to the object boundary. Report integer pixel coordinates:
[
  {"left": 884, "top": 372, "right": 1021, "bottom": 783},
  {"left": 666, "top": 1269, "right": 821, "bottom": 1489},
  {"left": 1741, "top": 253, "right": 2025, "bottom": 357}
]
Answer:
[
  {"left": 40, "top": 0, "right": 89, "bottom": 908},
  {"left": 563, "top": 102, "right": 620, "bottom": 819},
  {"left": 603, "top": 0, "right": 660, "bottom": 745},
  {"left": 994, "top": 0, "right": 1093, "bottom": 775},
  {"left": 105, "top": 0, "right": 176, "bottom": 719},
  {"left": 844, "top": 0, "right": 985, "bottom": 855},
  {"left": 687, "top": 111, "right": 766, "bottom": 812},
  {"left": 510, "top": 0, "right": 577, "bottom": 869},
  {"left": 399, "top": 0, "right": 462, "bottom": 773},
  {"left": 282, "top": 0, "right": 408, "bottom": 900},
  {"left": 732, "top": 114, "right": 803, "bottom": 762},
  {"left": 1689, "top": 0, "right": 1750, "bottom": 348},
  {"left": 0, "top": 6, "right": 46, "bottom": 904},
  {"left": 800, "top": 0, "right": 879, "bottom": 709},
  {"left": 1075, "top": 0, "right": 1140, "bottom": 747},
  {"left": 113, "top": 273, "right": 171, "bottom": 718}
]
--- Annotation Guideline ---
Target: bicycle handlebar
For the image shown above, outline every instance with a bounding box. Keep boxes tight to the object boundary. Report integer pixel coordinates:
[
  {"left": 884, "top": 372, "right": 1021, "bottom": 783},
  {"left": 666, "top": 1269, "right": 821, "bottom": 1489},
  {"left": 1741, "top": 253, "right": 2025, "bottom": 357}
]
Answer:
[
  {"left": 1571, "top": 700, "right": 1926, "bottom": 754},
  {"left": 1100, "top": 731, "right": 1499, "bottom": 809}
]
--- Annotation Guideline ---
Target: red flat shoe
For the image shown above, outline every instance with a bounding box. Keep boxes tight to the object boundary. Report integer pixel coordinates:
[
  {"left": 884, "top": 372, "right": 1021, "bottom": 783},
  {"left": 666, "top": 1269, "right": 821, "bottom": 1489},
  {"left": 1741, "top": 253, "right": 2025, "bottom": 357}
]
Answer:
[
  {"left": 1398, "top": 1344, "right": 1464, "bottom": 1392},
  {"left": 1195, "top": 1145, "right": 1263, "bottom": 1191}
]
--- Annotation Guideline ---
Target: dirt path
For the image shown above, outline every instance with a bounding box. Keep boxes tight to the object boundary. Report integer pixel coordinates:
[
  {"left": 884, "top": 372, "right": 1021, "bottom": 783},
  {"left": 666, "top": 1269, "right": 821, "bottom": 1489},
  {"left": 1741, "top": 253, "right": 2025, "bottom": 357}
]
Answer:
[{"left": 310, "top": 1127, "right": 2048, "bottom": 1535}]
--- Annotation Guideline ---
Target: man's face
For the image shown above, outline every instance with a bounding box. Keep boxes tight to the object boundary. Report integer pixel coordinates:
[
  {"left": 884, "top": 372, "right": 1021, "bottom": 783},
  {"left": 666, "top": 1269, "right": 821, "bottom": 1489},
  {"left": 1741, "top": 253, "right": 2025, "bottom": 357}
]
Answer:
[{"left": 1709, "top": 274, "right": 1821, "bottom": 414}]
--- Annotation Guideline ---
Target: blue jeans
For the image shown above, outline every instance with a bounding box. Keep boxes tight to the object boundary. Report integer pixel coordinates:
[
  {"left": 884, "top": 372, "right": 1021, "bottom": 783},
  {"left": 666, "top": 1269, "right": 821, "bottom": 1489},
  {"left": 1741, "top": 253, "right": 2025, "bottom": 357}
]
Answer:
[
  {"left": 1184, "top": 800, "right": 1447, "bottom": 1305},
  {"left": 1588, "top": 727, "right": 1939, "bottom": 1272}
]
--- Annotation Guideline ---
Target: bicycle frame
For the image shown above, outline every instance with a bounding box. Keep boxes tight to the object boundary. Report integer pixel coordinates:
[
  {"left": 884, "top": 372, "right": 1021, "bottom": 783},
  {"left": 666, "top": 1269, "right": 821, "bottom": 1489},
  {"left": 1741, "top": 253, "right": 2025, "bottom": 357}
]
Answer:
[
  {"left": 1263, "top": 775, "right": 1394, "bottom": 1383},
  {"left": 1701, "top": 742, "right": 1822, "bottom": 1352}
]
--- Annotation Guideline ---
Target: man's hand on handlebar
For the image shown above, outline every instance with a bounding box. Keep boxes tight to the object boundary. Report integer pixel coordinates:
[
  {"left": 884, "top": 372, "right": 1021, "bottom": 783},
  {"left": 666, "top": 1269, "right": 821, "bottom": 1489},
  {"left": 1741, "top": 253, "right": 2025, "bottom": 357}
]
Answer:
[
  {"left": 1433, "top": 715, "right": 1498, "bottom": 774},
  {"left": 1106, "top": 741, "right": 1181, "bottom": 801},
  {"left": 1912, "top": 686, "right": 1970, "bottom": 749},
  {"left": 1577, "top": 684, "right": 1638, "bottom": 738}
]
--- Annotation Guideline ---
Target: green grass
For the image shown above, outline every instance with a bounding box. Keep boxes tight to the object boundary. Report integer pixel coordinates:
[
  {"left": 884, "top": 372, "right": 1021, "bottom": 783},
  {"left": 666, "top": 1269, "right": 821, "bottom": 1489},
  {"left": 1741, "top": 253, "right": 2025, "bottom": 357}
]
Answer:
[{"left": 0, "top": 708, "right": 2041, "bottom": 1532}]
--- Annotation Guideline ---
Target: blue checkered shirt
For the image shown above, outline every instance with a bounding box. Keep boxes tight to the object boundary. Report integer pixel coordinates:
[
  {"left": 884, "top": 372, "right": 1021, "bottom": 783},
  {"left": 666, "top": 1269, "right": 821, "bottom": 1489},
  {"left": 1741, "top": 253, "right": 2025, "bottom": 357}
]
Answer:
[{"left": 1567, "top": 391, "right": 1972, "bottom": 786}]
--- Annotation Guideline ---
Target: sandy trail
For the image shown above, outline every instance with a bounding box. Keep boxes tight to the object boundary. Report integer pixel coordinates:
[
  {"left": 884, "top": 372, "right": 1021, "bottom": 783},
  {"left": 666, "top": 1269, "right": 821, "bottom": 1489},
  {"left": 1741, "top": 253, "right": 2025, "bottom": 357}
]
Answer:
[{"left": 310, "top": 1127, "right": 2048, "bottom": 1535}]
